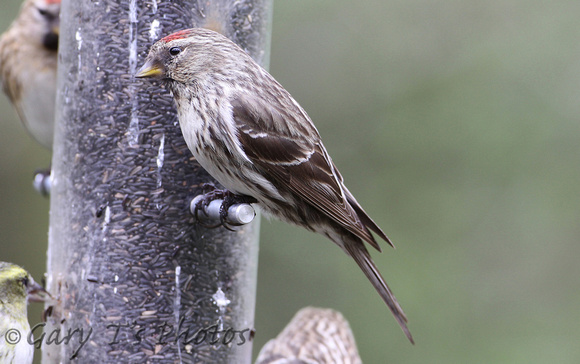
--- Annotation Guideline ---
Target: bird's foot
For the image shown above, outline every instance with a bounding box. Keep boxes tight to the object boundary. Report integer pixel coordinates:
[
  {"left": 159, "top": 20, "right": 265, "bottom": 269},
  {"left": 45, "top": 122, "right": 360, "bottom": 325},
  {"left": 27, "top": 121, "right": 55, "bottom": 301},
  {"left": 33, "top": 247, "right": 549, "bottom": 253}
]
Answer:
[
  {"left": 218, "top": 192, "right": 257, "bottom": 230},
  {"left": 193, "top": 186, "right": 257, "bottom": 229}
]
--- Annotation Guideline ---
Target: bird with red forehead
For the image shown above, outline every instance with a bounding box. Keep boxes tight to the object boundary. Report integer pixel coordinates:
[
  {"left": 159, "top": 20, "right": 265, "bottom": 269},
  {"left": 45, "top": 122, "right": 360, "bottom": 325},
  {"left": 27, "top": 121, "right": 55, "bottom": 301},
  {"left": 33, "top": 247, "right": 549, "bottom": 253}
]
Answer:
[
  {"left": 0, "top": 0, "right": 60, "bottom": 149},
  {"left": 137, "top": 28, "right": 413, "bottom": 343}
]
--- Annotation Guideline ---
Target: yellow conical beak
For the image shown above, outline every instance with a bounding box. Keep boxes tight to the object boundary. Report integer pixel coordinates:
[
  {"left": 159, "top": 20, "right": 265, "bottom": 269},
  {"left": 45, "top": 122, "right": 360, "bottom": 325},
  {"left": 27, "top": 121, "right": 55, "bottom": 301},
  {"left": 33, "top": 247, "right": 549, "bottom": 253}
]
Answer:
[{"left": 136, "top": 59, "right": 164, "bottom": 78}]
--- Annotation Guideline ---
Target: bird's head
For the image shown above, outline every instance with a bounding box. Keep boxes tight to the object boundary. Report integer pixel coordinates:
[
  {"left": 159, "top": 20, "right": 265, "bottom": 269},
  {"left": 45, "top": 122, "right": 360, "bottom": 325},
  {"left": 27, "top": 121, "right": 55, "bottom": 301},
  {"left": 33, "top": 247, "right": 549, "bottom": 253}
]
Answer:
[
  {"left": 0, "top": 262, "right": 49, "bottom": 315},
  {"left": 25, "top": 0, "right": 61, "bottom": 51},
  {"left": 136, "top": 28, "right": 249, "bottom": 86}
]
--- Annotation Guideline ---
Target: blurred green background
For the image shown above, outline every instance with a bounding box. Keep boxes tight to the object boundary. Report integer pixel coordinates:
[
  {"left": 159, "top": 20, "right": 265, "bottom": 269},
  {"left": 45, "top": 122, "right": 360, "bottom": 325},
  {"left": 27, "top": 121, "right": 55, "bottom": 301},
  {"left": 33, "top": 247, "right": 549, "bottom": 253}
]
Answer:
[{"left": 2, "top": 0, "right": 580, "bottom": 362}]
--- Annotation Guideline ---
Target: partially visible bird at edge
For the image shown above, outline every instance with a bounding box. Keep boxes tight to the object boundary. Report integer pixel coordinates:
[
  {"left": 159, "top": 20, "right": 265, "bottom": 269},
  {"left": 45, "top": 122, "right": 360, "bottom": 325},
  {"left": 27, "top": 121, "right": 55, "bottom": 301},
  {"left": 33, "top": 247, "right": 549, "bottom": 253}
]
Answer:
[
  {"left": 0, "top": 0, "right": 60, "bottom": 149},
  {"left": 0, "top": 262, "right": 50, "bottom": 364}
]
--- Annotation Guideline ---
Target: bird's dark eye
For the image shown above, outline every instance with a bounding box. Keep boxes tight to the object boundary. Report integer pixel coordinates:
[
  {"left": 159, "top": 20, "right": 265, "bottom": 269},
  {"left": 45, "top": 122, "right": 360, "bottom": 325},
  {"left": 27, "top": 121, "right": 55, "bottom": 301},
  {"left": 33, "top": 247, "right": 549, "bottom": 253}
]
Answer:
[
  {"left": 21, "top": 276, "right": 29, "bottom": 288},
  {"left": 169, "top": 47, "right": 182, "bottom": 56},
  {"left": 36, "top": 7, "right": 54, "bottom": 20}
]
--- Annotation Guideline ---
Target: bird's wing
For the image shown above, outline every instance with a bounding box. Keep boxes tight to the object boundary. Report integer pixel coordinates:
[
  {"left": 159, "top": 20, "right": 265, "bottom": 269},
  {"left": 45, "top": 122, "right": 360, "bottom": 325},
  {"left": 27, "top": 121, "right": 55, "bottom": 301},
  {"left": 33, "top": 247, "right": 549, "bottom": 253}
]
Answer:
[{"left": 232, "top": 95, "right": 385, "bottom": 251}]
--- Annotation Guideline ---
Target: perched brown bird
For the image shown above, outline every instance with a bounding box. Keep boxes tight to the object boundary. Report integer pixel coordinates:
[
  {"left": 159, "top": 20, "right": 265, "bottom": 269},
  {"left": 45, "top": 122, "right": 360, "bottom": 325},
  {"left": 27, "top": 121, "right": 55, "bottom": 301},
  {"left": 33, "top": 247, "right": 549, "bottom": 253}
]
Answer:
[
  {"left": 0, "top": 0, "right": 60, "bottom": 149},
  {"left": 137, "top": 28, "right": 413, "bottom": 343},
  {"left": 255, "top": 307, "right": 362, "bottom": 364}
]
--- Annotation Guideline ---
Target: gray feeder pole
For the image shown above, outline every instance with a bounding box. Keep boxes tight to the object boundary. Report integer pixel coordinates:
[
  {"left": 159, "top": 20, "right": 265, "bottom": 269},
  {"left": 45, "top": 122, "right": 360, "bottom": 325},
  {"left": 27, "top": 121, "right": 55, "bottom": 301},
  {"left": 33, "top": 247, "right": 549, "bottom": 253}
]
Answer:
[{"left": 43, "top": 0, "right": 271, "bottom": 363}]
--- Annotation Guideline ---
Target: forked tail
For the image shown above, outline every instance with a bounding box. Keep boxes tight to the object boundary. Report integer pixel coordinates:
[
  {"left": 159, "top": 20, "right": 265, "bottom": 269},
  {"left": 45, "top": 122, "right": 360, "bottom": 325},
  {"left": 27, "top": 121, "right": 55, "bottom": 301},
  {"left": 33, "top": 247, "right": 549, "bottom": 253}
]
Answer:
[{"left": 344, "top": 240, "right": 414, "bottom": 344}]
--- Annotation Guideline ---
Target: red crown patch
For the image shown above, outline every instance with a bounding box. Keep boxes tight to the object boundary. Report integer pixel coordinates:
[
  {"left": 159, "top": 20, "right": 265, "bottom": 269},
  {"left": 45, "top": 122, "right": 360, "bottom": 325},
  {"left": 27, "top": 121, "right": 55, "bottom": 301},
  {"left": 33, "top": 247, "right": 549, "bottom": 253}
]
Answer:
[{"left": 161, "top": 29, "right": 194, "bottom": 43}]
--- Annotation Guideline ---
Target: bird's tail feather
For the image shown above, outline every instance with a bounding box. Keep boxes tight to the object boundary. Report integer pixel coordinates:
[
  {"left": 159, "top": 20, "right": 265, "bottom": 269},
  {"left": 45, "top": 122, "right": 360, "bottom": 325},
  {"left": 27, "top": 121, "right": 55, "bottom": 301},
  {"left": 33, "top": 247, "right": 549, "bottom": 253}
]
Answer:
[{"left": 344, "top": 240, "right": 414, "bottom": 344}]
